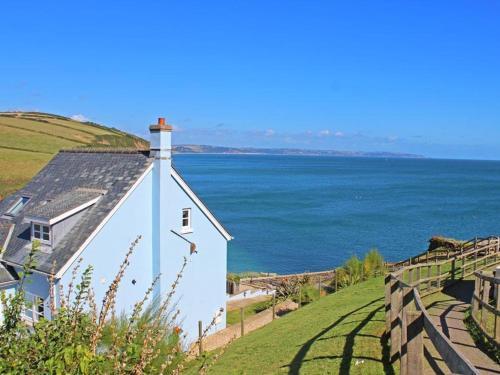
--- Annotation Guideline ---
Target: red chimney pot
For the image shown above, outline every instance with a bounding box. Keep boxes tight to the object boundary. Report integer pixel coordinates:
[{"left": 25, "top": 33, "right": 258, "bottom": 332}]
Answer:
[{"left": 158, "top": 117, "right": 166, "bottom": 125}]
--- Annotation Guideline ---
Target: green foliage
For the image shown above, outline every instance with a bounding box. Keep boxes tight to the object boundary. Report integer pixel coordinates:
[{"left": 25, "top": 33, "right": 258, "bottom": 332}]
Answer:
[
  {"left": 330, "top": 249, "right": 385, "bottom": 290},
  {"left": 464, "top": 308, "right": 500, "bottom": 362},
  {"left": 296, "top": 284, "right": 320, "bottom": 305},
  {"left": 340, "top": 255, "right": 364, "bottom": 286},
  {"left": 226, "top": 273, "right": 241, "bottom": 283},
  {"left": 363, "top": 248, "right": 385, "bottom": 278},
  {"left": 0, "top": 237, "right": 187, "bottom": 374}
]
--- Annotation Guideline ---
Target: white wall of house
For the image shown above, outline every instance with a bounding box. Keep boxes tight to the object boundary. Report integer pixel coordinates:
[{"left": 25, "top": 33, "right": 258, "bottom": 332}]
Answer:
[
  {"left": 58, "top": 169, "right": 154, "bottom": 316},
  {"left": 160, "top": 173, "right": 228, "bottom": 343}
]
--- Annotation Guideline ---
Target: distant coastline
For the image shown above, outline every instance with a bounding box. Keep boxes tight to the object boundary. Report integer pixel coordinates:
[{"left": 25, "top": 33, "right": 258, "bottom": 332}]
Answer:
[{"left": 173, "top": 144, "right": 424, "bottom": 159}]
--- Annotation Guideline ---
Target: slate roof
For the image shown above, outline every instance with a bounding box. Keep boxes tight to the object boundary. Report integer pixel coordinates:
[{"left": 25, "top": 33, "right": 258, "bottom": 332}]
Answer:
[
  {"left": 0, "top": 263, "right": 18, "bottom": 286},
  {"left": 0, "top": 150, "right": 153, "bottom": 274},
  {"left": 0, "top": 220, "right": 14, "bottom": 249},
  {"left": 26, "top": 188, "right": 105, "bottom": 221}
]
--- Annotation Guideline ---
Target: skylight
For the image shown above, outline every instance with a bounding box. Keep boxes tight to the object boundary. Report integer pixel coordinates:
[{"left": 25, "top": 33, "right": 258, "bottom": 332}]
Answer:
[{"left": 6, "top": 196, "right": 30, "bottom": 216}]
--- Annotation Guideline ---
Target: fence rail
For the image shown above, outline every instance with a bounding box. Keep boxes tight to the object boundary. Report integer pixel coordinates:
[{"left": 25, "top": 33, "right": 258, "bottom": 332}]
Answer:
[
  {"left": 389, "top": 236, "right": 500, "bottom": 270},
  {"left": 472, "top": 270, "right": 500, "bottom": 345},
  {"left": 385, "top": 236, "right": 500, "bottom": 375}
]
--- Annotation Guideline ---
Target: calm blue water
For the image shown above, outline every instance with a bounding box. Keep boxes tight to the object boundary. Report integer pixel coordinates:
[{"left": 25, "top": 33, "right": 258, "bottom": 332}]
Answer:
[{"left": 174, "top": 155, "right": 500, "bottom": 274}]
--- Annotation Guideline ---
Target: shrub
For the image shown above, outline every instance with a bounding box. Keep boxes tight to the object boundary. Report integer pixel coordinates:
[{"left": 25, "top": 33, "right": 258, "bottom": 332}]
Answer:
[
  {"left": 226, "top": 273, "right": 241, "bottom": 283},
  {"left": 342, "top": 255, "right": 363, "bottom": 286},
  {"left": 0, "top": 236, "right": 206, "bottom": 374},
  {"left": 363, "top": 248, "right": 385, "bottom": 277}
]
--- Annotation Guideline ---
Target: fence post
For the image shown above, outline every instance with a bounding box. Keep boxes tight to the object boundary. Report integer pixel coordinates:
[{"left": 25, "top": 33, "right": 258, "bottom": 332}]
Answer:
[
  {"left": 472, "top": 275, "right": 480, "bottom": 314},
  {"left": 335, "top": 270, "right": 338, "bottom": 292},
  {"left": 400, "top": 286, "right": 413, "bottom": 375},
  {"left": 318, "top": 277, "right": 322, "bottom": 298},
  {"left": 437, "top": 264, "right": 441, "bottom": 290},
  {"left": 427, "top": 265, "right": 432, "bottom": 292},
  {"left": 198, "top": 320, "right": 203, "bottom": 356},
  {"left": 298, "top": 285, "right": 302, "bottom": 308},
  {"left": 474, "top": 250, "right": 478, "bottom": 271},
  {"left": 385, "top": 275, "right": 392, "bottom": 333},
  {"left": 451, "top": 259, "right": 456, "bottom": 280},
  {"left": 406, "top": 311, "right": 424, "bottom": 375},
  {"left": 496, "top": 237, "right": 500, "bottom": 263},
  {"left": 426, "top": 251, "right": 429, "bottom": 263},
  {"left": 462, "top": 256, "right": 465, "bottom": 279},
  {"left": 408, "top": 268, "right": 413, "bottom": 285},
  {"left": 272, "top": 292, "right": 276, "bottom": 320},
  {"left": 415, "top": 267, "right": 421, "bottom": 291},
  {"left": 240, "top": 307, "right": 245, "bottom": 337},
  {"left": 481, "top": 275, "right": 490, "bottom": 328},
  {"left": 390, "top": 279, "right": 402, "bottom": 362},
  {"left": 496, "top": 283, "right": 500, "bottom": 341}
]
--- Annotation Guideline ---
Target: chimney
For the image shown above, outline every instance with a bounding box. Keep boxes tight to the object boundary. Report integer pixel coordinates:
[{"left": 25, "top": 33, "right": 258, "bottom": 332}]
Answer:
[
  {"left": 149, "top": 117, "right": 172, "bottom": 159},
  {"left": 150, "top": 117, "right": 173, "bottom": 300}
]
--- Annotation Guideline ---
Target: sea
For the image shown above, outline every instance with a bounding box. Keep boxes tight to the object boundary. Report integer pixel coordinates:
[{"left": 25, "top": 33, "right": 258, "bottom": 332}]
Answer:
[{"left": 174, "top": 154, "right": 500, "bottom": 274}]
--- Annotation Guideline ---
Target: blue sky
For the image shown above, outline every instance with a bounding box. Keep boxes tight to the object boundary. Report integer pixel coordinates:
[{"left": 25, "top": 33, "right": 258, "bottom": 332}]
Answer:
[{"left": 1, "top": 1, "right": 499, "bottom": 159}]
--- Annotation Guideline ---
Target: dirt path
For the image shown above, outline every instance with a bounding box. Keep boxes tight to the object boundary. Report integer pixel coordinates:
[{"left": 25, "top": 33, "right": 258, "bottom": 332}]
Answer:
[
  {"left": 424, "top": 280, "right": 500, "bottom": 374},
  {"left": 201, "top": 300, "right": 298, "bottom": 352}
]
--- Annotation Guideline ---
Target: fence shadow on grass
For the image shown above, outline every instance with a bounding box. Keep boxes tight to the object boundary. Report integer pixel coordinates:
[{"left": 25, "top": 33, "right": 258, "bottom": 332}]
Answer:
[{"left": 286, "top": 297, "right": 390, "bottom": 375}]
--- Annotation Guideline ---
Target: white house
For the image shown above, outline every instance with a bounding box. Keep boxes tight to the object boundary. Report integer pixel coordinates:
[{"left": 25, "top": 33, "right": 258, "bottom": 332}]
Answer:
[{"left": 0, "top": 117, "right": 232, "bottom": 343}]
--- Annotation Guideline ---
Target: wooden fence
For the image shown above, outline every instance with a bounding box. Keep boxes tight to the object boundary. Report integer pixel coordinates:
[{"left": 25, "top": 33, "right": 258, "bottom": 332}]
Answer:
[
  {"left": 471, "top": 270, "right": 500, "bottom": 345},
  {"left": 385, "top": 237, "right": 500, "bottom": 375},
  {"left": 389, "top": 235, "right": 500, "bottom": 270}
]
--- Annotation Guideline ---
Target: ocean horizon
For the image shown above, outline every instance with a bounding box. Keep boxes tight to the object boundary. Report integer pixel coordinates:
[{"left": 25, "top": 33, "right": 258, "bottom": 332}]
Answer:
[{"left": 174, "top": 154, "right": 500, "bottom": 274}]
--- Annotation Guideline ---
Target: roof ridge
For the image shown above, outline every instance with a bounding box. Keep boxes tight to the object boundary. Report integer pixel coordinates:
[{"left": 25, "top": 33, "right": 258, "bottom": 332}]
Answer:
[{"left": 60, "top": 148, "right": 150, "bottom": 155}]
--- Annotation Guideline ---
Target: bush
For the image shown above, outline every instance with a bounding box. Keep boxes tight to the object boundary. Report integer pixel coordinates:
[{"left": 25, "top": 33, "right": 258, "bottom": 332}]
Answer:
[
  {"left": 363, "top": 249, "right": 385, "bottom": 277},
  {"left": 0, "top": 237, "right": 206, "bottom": 374},
  {"left": 342, "top": 255, "right": 363, "bottom": 286}
]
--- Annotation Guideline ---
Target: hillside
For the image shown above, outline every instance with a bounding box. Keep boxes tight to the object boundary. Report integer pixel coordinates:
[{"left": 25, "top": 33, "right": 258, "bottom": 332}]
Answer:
[
  {"left": 188, "top": 276, "right": 391, "bottom": 374},
  {"left": 174, "top": 144, "right": 424, "bottom": 158},
  {"left": 0, "top": 111, "right": 148, "bottom": 199}
]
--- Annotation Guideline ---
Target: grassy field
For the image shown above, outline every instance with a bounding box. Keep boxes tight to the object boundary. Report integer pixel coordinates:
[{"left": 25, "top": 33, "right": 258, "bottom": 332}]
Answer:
[
  {"left": 0, "top": 112, "right": 148, "bottom": 199},
  {"left": 190, "top": 276, "right": 394, "bottom": 375}
]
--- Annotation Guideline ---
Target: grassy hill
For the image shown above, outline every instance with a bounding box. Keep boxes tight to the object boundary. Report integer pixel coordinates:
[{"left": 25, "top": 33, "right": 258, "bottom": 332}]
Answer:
[
  {"left": 189, "top": 276, "right": 393, "bottom": 375},
  {"left": 0, "top": 111, "right": 148, "bottom": 199}
]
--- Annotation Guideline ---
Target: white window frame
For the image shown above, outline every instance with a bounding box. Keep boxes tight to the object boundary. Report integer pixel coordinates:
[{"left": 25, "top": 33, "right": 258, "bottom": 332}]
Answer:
[
  {"left": 181, "top": 208, "right": 192, "bottom": 233},
  {"left": 23, "top": 292, "right": 45, "bottom": 323},
  {"left": 32, "top": 222, "right": 51, "bottom": 245}
]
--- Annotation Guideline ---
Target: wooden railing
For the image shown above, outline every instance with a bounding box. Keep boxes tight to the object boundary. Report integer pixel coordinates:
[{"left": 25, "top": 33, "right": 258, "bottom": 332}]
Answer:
[
  {"left": 385, "top": 237, "right": 500, "bottom": 375},
  {"left": 472, "top": 270, "right": 500, "bottom": 345},
  {"left": 390, "top": 235, "right": 500, "bottom": 270}
]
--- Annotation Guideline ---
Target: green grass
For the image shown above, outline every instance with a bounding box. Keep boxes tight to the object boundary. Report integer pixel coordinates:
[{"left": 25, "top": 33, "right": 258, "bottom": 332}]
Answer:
[
  {"left": 0, "top": 112, "right": 148, "bottom": 199},
  {"left": 226, "top": 300, "right": 272, "bottom": 326},
  {"left": 189, "top": 276, "right": 394, "bottom": 374}
]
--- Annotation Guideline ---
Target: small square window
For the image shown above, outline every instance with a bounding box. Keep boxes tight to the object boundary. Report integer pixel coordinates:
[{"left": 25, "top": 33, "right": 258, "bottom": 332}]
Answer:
[
  {"left": 182, "top": 208, "right": 191, "bottom": 232},
  {"left": 33, "top": 223, "right": 50, "bottom": 243}
]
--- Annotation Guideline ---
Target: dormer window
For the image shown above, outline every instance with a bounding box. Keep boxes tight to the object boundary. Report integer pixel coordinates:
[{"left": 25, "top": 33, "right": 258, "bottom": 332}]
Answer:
[
  {"left": 181, "top": 208, "right": 192, "bottom": 233},
  {"left": 6, "top": 196, "right": 30, "bottom": 216},
  {"left": 32, "top": 223, "right": 50, "bottom": 244}
]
